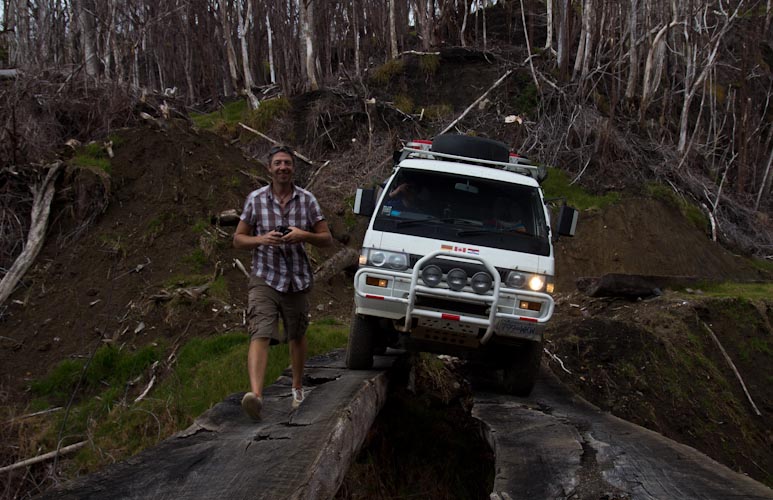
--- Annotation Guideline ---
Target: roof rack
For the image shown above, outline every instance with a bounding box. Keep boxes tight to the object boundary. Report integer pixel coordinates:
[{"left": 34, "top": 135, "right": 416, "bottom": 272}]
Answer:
[{"left": 400, "top": 147, "right": 545, "bottom": 181}]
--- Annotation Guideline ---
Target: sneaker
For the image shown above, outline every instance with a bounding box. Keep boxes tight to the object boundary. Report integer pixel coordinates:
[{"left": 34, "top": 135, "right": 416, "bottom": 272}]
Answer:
[
  {"left": 291, "top": 387, "right": 304, "bottom": 408},
  {"left": 241, "top": 392, "right": 263, "bottom": 420}
]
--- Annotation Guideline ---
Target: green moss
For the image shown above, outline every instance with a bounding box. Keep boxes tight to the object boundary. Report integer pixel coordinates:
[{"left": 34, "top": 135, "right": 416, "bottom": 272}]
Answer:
[
  {"left": 512, "top": 79, "right": 539, "bottom": 116},
  {"left": 370, "top": 59, "right": 405, "bottom": 86},
  {"left": 208, "top": 276, "right": 230, "bottom": 301},
  {"left": 419, "top": 54, "right": 440, "bottom": 76},
  {"left": 700, "top": 283, "right": 773, "bottom": 301},
  {"left": 244, "top": 97, "right": 291, "bottom": 133},
  {"left": 191, "top": 218, "right": 210, "bottom": 234},
  {"left": 423, "top": 104, "right": 454, "bottom": 120},
  {"left": 541, "top": 167, "right": 621, "bottom": 210},
  {"left": 190, "top": 99, "right": 249, "bottom": 130},
  {"left": 646, "top": 183, "right": 708, "bottom": 232},
  {"left": 394, "top": 94, "right": 414, "bottom": 114}
]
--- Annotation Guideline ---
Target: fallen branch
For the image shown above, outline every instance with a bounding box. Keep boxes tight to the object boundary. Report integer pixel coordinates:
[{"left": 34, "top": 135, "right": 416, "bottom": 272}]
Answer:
[
  {"left": 306, "top": 160, "right": 331, "bottom": 190},
  {"left": 0, "top": 441, "right": 87, "bottom": 473},
  {"left": 702, "top": 321, "right": 762, "bottom": 416},
  {"left": 0, "top": 162, "right": 63, "bottom": 307},
  {"left": 233, "top": 258, "right": 250, "bottom": 278},
  {"left": 544, "top": 348, "right": 572, "bottom": 374},
  {"left": 439, "top": 69, "right": 514, "bottom": 135},
  {"left": 237, "top": 123, "right": 316, "bottom": 165},
  {"left": 6, "top": 407, "right": 63, "bottom": 424},
  {"left": 397, "top": 50, "right": 441, "bottom": 57}
]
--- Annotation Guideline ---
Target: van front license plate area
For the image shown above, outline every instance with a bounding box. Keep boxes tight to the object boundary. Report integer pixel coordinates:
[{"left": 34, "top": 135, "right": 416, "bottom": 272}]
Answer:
[{"left": 495, "top": 318, "right": 540, "bottom": 341}]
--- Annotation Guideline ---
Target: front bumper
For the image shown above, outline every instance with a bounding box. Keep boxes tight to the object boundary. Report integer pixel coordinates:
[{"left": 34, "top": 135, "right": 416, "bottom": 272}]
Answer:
[{"left": 353, "top": 250, "right": 554, "bottom": 345}]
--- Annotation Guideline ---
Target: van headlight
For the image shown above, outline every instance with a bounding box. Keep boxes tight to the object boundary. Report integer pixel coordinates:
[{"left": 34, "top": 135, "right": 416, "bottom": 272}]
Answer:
[
  {"left": 361, "top": 248, "right": 409, "bottom": 270},
  {"left": 506, "top": 271, "right": 549, "bottom": 292}
]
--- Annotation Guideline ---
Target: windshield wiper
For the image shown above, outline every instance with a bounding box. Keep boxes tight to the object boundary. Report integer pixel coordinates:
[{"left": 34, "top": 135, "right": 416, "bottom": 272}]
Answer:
[
  {"left": 396, "top": 216, "right": 475, "bottom": 228},
  {"left": 457, "top": 228, "right": 529, "bottom": 237}
]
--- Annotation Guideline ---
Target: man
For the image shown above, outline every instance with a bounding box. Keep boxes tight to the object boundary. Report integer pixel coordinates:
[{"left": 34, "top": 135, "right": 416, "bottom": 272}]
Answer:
[{"left": 234, "top": 145, "right": 333, "bottom": 420}]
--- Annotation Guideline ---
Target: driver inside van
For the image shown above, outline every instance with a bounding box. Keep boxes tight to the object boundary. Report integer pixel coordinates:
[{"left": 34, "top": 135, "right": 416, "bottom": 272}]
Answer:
[{"left": 387, "top": 181, "right": 418, "bottom": 211}]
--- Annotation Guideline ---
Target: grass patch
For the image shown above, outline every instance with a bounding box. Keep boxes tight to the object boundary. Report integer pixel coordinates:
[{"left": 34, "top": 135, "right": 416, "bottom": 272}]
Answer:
[
  {"left": 646, "top": 183, "right": 708, "bottom": 232},
  {"left": 27, "top": 319, "right": 348, "bottom": 474},
  {"left": 370, "top": 59, "right": 405, "bottom": 86},
  {"left": 182, "top": 248, "right": 208, "bottom": 271},
  {"left": 72, "top": 146, "right": 111, "bottom": 174},
  {"left": 190, "top": 99, "right": 249, "bottom": 130},
  {"left": 698, "top": 282, "right": 773, "bottom": 300},
  {"left": 31, "top": 344, "right": 162, "bottom": 404},
  {"left": 541, "top": 167, "right": 620, "bottom": 210}
]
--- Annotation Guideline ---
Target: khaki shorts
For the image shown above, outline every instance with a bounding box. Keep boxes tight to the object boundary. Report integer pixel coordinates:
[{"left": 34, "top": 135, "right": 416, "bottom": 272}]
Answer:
[{"left": 247, "top": 276, "right": 310, "bottom": 344}]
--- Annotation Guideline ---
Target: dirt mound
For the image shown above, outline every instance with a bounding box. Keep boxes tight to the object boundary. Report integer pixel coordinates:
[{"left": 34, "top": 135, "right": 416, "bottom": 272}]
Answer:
[
  {"left": 554, "top": 197, "right": 765, "bottom": 292},
  {"left": 1, "top": 124, "right": 267, "bottom": 403}
]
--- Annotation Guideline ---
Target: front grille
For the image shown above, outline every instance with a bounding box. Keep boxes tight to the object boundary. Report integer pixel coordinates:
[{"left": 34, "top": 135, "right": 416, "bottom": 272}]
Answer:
[{"left": 415, "top": 295, "right": 487, "bottom": 317}]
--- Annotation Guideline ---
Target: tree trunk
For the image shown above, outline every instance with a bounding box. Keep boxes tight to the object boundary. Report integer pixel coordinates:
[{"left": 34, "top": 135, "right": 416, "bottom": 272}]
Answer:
[
  {"left": 300, "top": 0, "right": 318, "bottom": 91},
  {"left": 237, "top": 0, "right": 259, "bottom": 109},
  {"left": 461, "top": 0, "right": 469, "bottom": 47},
  {"left": 266, "top": 13, "right": 276, "bottom": 84},
  {"left": 389, "top": 0, "right": 398, "bottom": 59},
  {"left": 624, "top": 0, "right": 639, "bottom": 100},
  {"left": 353, "top": 0, "right": 361, "bottom": 77},
  {"left": 220, "top": 0, "right": 241, "bottom": 94},
  {"left": 78, "top": 0, "right": 99, "bottom": 78},
  {"left": 556, "top": 0, "right": 570, "bottom": 79},
  {"left": 544, "top": 0, "right": 553, "bottom": 51}
]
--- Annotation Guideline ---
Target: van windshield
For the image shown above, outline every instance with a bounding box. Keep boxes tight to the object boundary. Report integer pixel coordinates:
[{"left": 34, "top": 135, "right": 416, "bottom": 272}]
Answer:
[{"left": 373, "top": 168, "right": 550, "bottom": 255}]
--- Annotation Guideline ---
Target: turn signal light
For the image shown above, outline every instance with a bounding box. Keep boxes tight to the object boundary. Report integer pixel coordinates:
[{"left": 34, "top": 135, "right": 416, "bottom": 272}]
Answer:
[{"left": 366, "top": 276, "right": 389, "bottom": 288}]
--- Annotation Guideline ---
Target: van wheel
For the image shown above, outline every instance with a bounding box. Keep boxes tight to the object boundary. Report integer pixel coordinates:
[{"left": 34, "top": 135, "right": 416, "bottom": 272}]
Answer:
[
  {"left": 498, "top": 340, "right": 543, "bottom": 397},
  {"left": 345, "top": 314, "right": 376, "bottom": 369}
]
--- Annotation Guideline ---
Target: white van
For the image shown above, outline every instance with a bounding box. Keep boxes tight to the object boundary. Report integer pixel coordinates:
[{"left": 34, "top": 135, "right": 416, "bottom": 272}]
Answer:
[{"left": 347, "top": 134, "right": 578, "bottom": 395}]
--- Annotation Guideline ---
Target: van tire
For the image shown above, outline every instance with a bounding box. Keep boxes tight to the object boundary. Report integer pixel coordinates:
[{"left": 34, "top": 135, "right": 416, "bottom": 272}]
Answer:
[
  {"left": 431, "top": 134, "right": 510, "bottom": 163},
  {"left": 499, "top": 340, "right": 543, "bottom": 397},
  {"left": 346, "top": 314, "right": 376, "bottom": 369}
]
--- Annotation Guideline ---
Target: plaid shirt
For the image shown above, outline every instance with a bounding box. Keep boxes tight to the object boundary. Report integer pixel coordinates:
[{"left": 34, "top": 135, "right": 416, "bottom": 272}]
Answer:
[{"left": 240, "top": 184, "right": 325, "bottom": 292}]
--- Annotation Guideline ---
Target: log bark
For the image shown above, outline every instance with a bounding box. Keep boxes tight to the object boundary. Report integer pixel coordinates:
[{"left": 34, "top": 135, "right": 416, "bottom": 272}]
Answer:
[
  {"left": 0, "top": 162, "right": 62, "bottom": 307},
  {"left": 314, "top": 247, "right": 359, "bottom": 283}
]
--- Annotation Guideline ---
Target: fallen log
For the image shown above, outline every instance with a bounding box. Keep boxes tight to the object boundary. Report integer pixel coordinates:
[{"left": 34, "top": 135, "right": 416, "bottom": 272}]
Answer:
[
  {"left": 0, "top": 162, "right": 63, "bottom": 307},
  {"left": 576, "top": 274, "right": 702, "bottom": 299},
  {"left": 314, "top": 247, "right": 359, "bottom": 283}
]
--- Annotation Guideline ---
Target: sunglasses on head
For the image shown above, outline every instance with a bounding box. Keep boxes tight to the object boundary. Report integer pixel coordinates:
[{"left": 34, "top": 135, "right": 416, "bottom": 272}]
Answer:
[{"left": 268, "top": 145, "right": 294, "bottom": 156}]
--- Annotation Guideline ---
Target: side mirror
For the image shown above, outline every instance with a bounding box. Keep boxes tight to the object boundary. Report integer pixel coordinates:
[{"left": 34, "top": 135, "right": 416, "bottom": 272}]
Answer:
[
  {"left": 353, "top": 188, "right": 376, "bottom": 217},
  {"left": 556, "top": 205, "right": 578, "bottom": 236}
]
